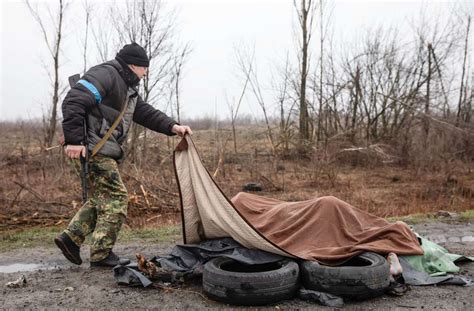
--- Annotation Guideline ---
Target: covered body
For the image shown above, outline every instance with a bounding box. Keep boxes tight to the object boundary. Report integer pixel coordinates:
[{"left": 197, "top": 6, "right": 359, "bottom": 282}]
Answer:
[{"left": 173, "top": 136, "right": 423, "bottom": 264}]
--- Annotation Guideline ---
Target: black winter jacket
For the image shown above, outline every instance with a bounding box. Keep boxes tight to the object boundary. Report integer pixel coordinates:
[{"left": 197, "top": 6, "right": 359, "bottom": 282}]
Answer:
[{"left": 62, "top": 59, "right": 177, "bottom": 160}]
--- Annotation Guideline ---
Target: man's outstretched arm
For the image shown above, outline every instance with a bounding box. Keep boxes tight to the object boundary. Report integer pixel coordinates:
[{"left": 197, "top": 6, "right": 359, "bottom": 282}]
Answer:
[{"left": 133, "top": 96, "right": 192, "bottom": 137}]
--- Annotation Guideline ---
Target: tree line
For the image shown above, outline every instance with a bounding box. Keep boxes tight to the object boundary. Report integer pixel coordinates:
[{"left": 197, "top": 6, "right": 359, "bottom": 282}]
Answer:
[
  {"left": 231, "top": 0, "right": 472, "bottom": 168},
  {"left": 27, "top": 0, "right": 473, "bottom": 168}
]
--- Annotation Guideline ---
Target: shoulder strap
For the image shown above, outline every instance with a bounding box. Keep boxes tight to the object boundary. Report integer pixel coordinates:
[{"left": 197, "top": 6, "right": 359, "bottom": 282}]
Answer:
[{"left": 91, "top": 97, "right": 129, "bottom": 157}]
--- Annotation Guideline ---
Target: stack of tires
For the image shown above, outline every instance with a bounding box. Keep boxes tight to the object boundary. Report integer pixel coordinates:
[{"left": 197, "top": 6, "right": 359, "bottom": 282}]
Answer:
[{"left": 202, "top": 252, "right": 391, "bottom": 306}]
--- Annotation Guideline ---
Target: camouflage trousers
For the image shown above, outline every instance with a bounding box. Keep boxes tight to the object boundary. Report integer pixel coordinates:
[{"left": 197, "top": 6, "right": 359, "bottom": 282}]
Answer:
[{"left": 64, "top": 155, "right": 128, "bottom": 262}]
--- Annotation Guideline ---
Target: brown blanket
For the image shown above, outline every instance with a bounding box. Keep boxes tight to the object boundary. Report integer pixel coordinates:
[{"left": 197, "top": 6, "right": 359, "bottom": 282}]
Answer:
[
  {"left": 232, "top": 192, "right": 423, "bottom": 262},
  {"left": 174, "top": 136, "right": 423, "bottom": 264}
]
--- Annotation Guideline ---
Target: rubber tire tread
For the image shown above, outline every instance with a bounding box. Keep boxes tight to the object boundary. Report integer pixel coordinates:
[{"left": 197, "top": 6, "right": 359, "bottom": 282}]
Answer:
[
  {"left": 203, "top": 257, "right": 299, "bottom": 306},
  {"left": 300, "top": 252, "right": 390, "bottom": 300}
]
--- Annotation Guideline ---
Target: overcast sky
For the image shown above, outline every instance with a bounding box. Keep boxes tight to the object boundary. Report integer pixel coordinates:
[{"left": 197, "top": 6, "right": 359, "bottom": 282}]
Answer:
[{"left": 0, "top": 0, "right": 465, "bottom": 121}]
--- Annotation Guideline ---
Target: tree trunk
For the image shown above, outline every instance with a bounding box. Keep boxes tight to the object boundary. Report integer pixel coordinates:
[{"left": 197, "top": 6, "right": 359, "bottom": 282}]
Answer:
[
  {"left": 456, "top": 16, "right": 471, "bottom": 126},
  {"left": 466, "top": 72, "right": 473, "bottom": 124},
  {"left": 46, "top": 0, "right": 64, "bottom": 147},
  {"left": 424, "top": 43, "right": 432, "bottom": 142},
  {"left": 317, "top": 0, "right": 324, "bottom": 144},
  {"left": 298, "top": 0, "right": 311, "bottom": 146},
  {"left": 350, "top": 66, "right": 360, "bottom": 143}
]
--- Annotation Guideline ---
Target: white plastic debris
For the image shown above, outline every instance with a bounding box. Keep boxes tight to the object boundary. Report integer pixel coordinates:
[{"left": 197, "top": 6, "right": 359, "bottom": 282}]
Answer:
[{"left": 6, "top": 274, "right": 27, "bottom": 288}]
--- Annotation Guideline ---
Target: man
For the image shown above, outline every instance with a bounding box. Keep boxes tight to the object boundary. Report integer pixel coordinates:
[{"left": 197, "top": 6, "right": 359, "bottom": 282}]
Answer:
[{"left": 55, "top": 42, "right": 192, "bottom": 267}]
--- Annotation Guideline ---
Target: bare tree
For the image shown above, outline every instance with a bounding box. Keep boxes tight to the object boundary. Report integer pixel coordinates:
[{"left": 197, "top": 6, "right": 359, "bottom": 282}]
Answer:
[
  {"left": 315, "top": 0, "right": 333, "bottom": 144},
  {"left": 294, "top": 0, "right": 316, "bottom": 147},
  {"left": 467, "top": 72, "right": 473, "bottom": 124},
  {"left": 456, "top": 15, "right": 471, "bottom": 126},
  {"left": 110, "top": 0, "right": 180, "bottom": 163},
  {"left": 236, "top": 48, "right": 277, "bottom": 154},
  {"left": 227, "top": 46, "right": 253, "bottom": 153},
  {"left": 91, "top": 8, "right": 117, "bottom": 63},
  {"left": 81, "top": 0, "right": 93, "bottom": 74},
  {"left": 424, "top": 43, "right": 432, "bottom": 142},
  {"left": 26, "top": 0, "right": 68, "bottom": 147},
  {"left": 272, "top": 54, "right": 298, "bottom": 154},
  {"left": 172, "top": 43, "right": 192, "bottom": 124},
  {"left": 112, "top": 0, "right": 175, "bottom": 103}
]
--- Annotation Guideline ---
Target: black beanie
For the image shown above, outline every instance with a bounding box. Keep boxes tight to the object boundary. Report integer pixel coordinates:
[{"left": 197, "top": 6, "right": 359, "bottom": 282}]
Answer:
[{"left": 116, "top": 43, "right": 149, "bottom": 67}]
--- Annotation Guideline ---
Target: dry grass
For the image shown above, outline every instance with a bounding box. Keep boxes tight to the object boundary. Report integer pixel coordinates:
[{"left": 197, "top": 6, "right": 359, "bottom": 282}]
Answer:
[{"left": 1, "top": 122, "right": 473, "bottom": 232}]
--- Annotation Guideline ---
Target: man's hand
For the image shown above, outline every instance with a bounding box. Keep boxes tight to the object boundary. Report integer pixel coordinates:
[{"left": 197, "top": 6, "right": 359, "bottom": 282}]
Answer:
[
  {"left": 172, "top": 124, "right": 193, "bottom": 137},
  {"left": 66, "top": 145, "right": 86, "bottom": 159}
]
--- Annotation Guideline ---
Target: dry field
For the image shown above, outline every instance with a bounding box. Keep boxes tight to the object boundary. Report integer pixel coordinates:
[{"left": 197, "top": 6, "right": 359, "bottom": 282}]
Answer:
[{"left": 1, "top": 123, "right": 473, "bottom": 232}]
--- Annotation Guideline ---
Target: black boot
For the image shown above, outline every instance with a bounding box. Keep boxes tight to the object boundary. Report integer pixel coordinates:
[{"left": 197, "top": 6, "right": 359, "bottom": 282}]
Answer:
[
  {"left": 90, "top": 251, "right": 130, "bottom": 267},
  {"left": 54, "top": 232, "right": 82, "bottom": 265}
]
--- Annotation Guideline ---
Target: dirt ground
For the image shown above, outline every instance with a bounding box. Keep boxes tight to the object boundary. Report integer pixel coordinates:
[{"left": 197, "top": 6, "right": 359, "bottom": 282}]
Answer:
[{"left": 1, "top": 221, "right": 473, "bottom": 310}]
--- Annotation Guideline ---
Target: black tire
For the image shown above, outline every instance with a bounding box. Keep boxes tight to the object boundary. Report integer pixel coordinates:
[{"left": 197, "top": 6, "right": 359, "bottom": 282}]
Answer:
[
  {"left": 203, "top": 257, "right": 299, "bottom": 306},
  {"left": 300, "top": 252, "right": 390, "bottom": 300},
  {"left": 243, "top": 182, "right": 263, "bottom": 192}
]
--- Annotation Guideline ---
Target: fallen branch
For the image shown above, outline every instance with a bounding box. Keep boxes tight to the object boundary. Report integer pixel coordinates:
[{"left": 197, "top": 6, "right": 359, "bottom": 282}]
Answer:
[
  {"left": 140, "top": 185, "right": 151, "bottom": 208},
  {"left": 122, "top": 172, "right": 178, "bottom": 197},
  {"left": 146, "top": 215, "right": 162, "bottom": 222},
  {"left": 213, "top": 153, "right": 224, "bottom": 178},
  {"left": 13, "top": 181, "right": 45, "bottom": 201},
  {"left": 0, "top": 197, "right": 70, "bottom": 207},
  {"left": 259, "top": 175, "right": 282, "bottom": 192},
  {"left": 338, "top": 144, "right": 399, "bottom": 162},
  {"left": 9, "top": 188, "right": 24, "bottom": 209},
  {"left": 44, "top": 144, "right": 62, "bottom": 151}
]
